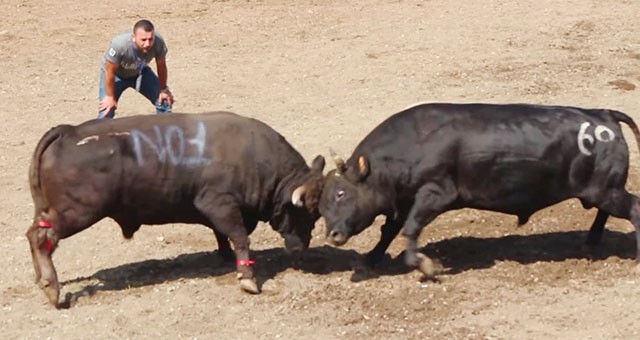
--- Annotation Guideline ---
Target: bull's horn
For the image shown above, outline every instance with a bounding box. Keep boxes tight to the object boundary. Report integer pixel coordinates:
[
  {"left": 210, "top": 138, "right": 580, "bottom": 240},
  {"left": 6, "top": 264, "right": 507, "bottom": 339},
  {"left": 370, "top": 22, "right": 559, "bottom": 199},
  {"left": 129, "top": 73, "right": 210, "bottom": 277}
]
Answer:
[
  {"left": 291, "top": 185, "right": 307, "bottom": 207},
  {"left": 329, "top": 148, "right": 346, "bottom": 173}
]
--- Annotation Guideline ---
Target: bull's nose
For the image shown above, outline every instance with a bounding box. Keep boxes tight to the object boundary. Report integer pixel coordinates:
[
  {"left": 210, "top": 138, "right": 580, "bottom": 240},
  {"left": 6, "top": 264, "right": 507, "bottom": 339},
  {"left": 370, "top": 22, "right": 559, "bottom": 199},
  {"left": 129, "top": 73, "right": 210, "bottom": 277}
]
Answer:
[{"left": 326, "top": 230, "right": 348, "bottom": 247}]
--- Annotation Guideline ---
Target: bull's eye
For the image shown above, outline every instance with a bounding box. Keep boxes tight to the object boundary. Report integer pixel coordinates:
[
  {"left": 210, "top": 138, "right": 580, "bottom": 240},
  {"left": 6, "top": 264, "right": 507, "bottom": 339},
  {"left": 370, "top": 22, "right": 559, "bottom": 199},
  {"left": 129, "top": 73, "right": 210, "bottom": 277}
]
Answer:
[{"left": 336, "top": 190, "right": 345, "bottom": 201}]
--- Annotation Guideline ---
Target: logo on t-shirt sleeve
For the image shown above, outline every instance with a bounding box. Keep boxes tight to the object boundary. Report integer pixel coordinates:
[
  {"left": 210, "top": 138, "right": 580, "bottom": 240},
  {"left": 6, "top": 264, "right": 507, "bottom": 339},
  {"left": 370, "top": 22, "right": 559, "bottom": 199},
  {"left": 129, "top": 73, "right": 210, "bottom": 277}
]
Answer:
[{"left": 108, "top": 48, "right": 116, "bottom": 57}]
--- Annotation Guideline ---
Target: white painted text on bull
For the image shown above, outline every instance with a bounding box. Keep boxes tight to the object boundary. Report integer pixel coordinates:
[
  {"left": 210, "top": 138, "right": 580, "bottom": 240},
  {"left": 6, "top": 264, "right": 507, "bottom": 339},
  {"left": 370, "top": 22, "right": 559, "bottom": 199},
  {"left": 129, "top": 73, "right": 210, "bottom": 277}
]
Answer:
[
  {"left": 130, "top": 121, "right": 211, "bottom": 167},
  {"left": 577, "top": 122, "right": 615, "bottom": 156}
]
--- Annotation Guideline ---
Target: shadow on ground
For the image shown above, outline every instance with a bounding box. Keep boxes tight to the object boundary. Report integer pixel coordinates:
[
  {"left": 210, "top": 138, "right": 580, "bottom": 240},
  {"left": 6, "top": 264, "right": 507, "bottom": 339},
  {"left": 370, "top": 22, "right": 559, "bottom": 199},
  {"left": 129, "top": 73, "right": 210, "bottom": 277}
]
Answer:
[
  {"left": 351, "top": 229, "right": 636, "bottom": 281},
  {"left": 58, "top": 245, "right": 360, "bottom": 308},
  {"left": 58, "top": 229, "right": 635, "bottom": 307}
]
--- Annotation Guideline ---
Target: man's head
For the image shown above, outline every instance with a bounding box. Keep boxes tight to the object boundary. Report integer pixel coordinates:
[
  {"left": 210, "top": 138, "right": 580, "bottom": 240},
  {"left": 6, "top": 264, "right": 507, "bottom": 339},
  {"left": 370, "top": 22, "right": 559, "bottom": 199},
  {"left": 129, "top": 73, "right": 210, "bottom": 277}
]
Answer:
[{"left": 131, "top": 19, "right": 155, "bottom": 53}]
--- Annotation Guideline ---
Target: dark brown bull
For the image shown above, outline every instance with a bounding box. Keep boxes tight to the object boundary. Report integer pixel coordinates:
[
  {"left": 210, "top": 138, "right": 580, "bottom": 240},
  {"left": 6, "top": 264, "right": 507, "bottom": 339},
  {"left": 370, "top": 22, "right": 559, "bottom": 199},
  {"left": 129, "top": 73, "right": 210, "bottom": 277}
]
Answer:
[{"left": 26, "top": 112, "right": 325, "bottom": 307}]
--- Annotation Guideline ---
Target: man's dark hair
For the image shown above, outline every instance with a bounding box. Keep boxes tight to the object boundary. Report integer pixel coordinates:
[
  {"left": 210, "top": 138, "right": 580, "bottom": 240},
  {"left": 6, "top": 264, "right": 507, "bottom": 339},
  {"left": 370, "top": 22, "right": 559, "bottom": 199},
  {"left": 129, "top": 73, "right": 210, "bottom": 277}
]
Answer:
[{"left": 133, "top": 19, "right": 155, "bottom": 33}]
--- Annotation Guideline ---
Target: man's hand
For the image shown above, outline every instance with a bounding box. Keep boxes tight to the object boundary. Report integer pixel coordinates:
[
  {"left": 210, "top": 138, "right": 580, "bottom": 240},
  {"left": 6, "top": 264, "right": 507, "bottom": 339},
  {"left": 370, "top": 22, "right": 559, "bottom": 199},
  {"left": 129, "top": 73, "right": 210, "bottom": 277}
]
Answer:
[
  {"left": 158, "top": 88, "right": 174, "bottom": 106},
  {"left": 99, "top": 96, "right": 117, "bottom": 114}
]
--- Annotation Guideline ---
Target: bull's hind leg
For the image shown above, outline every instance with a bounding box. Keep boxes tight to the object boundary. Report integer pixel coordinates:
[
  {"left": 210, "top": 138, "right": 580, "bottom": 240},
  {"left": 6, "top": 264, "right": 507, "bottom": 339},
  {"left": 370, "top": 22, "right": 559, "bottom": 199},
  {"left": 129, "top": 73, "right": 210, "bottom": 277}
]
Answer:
[
  {"left": 586, "top": 209, "right": 609, "bottom": 246},
  {"left": 631, "top": 201, "right": 640, "bottom": 264},
  {"left": 194, "top": 193, "right": 260, "bottom": 294},
  {"left": 28, "top": 214, "right": 44, "bottom": 284},
  {"left": 26, "top": 218, "right": 60, "bottom": 307},
  {"left": 627, "top": 196, "right": 640, "bottom": 263},
  {"left": 588, "top": 189, "right": 640, "bottom": 264},
  {"left": 401, "top": 181, "right": 457, "bottom": 277},
  {"left": 26, "top": 208, "right": 68, "bottom": 308},
  {"left": 27, "top": 207, "right": 101, "bottom": 308}
]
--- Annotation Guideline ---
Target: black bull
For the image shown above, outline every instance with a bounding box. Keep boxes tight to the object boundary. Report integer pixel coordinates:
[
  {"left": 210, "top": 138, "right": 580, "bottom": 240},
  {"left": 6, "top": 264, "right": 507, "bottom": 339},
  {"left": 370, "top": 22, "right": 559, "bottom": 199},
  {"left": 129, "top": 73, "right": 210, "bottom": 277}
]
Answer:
[
  {"left": 320, "top": 103, "right": 640, "bottom": 276},
  {"left": 26, "top": 112, "right": 325, "bottom": 307}
]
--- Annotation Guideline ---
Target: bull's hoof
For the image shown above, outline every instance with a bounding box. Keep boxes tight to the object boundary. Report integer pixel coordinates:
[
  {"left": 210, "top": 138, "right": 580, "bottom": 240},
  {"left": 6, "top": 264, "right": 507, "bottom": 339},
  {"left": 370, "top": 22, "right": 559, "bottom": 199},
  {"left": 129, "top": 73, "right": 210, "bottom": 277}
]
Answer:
[
  {"left": 39, "top": 279, "right": 59, "bottom": 308},
  {"left": 416, "top": 253, "right": 444, "bottom": 277},
  {"left": 239, "top": 278, "right": 260, "bottom": 294}
]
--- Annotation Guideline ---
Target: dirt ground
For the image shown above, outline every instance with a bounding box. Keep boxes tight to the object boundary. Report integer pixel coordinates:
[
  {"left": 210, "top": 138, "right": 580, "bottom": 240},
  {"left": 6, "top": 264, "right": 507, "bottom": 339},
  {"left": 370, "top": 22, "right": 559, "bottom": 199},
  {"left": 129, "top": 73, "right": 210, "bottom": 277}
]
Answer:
[{"left": 2, "top": 0, "right": 640, "bottom": 338}]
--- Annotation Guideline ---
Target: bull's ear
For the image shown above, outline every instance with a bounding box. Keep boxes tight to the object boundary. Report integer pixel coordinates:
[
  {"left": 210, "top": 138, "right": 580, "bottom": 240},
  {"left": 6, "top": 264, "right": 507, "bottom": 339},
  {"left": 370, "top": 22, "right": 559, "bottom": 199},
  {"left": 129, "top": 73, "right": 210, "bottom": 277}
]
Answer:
[
  {"left": 310, "top": 155, "right": 325, "bottom": 172},
  {"left": 357, "top": 155, "right": 369, "bottom": 181}
]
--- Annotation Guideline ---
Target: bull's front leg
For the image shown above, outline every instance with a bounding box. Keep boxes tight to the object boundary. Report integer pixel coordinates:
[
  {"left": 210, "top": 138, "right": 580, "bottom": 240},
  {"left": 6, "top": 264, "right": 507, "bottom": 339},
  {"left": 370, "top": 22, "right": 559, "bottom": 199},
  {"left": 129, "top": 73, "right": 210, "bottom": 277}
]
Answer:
[
  {"left": 401, "top": 182, "right": 454, "bottom": 278},
  {"left": 402, "top": 219, "right": 440, "bottom": 278},
  {"left": 194, "top": 193, "right": 260, "bottom": 294},
  {"left": 26, "top": 218, "right": 60, "bottom": 307},
  {"left": 228, "top": 229, "right": 259, "bottom": 294},
  {"left": 365, "top": 213, "right": 406, "bottom": 266},
  {"left": 212, "top": 229, "right": 235, "bottom": 262}
]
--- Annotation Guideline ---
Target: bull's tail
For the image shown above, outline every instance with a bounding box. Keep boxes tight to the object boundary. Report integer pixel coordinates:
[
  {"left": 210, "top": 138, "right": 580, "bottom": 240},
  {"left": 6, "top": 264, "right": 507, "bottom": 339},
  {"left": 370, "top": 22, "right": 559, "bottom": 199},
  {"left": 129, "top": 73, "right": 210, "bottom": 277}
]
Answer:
[
  {"left": 610, "top": 110, "right": 640, "bottom": 156},
  {"left": 29, "top": 125, "right": 73, "bottom": 215},
  {"left": 28, "top": 125, "right": 74, "bottom": 308}
]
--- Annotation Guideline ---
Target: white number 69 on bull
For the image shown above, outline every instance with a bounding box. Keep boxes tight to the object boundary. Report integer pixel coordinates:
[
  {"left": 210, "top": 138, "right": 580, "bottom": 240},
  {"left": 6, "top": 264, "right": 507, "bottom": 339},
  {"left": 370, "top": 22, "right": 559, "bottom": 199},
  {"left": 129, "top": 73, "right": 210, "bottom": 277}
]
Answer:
[{"left": 577, "top": 122, "right": 616, "bottom": 156}]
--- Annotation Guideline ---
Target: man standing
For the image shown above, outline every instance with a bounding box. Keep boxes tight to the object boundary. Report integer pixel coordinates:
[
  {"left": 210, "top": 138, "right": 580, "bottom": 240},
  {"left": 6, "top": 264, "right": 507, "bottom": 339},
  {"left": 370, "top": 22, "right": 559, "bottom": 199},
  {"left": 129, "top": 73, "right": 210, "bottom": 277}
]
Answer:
[{"left": 98, "top": 19, "right": 174, "bottom": 118}]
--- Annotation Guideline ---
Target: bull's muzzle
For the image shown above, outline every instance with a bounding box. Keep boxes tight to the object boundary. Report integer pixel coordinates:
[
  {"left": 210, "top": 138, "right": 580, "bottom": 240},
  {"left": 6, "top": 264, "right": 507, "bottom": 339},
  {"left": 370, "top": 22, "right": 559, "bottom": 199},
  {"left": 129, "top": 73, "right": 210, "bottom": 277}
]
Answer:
[{"left": 326, "top": 229, "right": 349, "bottom": 247}]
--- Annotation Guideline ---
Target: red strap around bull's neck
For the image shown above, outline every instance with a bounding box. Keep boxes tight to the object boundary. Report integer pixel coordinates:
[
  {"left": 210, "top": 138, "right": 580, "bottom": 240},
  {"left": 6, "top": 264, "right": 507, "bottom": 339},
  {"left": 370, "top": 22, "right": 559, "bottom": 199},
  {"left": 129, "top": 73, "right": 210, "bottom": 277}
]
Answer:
[
  {"left": 236, "top": 259, "right": 255, "bottom": 266},
  {"left": 37, "top": 220, "right": 55, "bottom": 252}
]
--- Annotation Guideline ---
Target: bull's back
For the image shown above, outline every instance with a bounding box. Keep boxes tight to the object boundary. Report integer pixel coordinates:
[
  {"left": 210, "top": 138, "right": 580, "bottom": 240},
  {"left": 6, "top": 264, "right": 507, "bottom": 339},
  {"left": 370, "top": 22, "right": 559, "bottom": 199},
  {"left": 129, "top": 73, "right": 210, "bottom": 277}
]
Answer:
[
  {"left": 75, "top": 112, "right": 305, "bottom": 169},
  {"left": 61, "top": 112, "right": 306, "bottom": 222},
  {"left": 353, "top": 103, "right": 630, "bottom": 212},
  {"left": 357, "top": 102, "right": 628, "bottom": 162}
]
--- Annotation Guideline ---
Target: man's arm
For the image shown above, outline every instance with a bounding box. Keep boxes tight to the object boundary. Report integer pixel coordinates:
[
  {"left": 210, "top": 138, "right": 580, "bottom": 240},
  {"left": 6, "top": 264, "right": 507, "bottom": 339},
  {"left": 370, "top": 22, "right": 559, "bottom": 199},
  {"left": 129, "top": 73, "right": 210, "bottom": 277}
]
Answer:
[
  {"left": 98, "top": 61, "right": 119, "bottom": 113},
  {"left": 156, "top": 58, "right": 174, "bottom": 105},
  {"left": 157, "top": 57, "right": 168, "bottom": 90}
]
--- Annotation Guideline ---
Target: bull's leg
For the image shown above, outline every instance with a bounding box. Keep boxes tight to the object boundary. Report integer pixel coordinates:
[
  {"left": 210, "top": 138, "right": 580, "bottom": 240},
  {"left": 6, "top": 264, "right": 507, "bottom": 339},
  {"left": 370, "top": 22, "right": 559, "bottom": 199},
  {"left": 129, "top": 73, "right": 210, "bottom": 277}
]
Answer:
[
  {"left": 588, "top": 189, "right": 640, "bottom": 263},
  {"left": 194, "top": 193, "right": 260, "bottom": 294},
  {"left": 27, "top": 207, "right": 101, "bottom": 308},
  {"left": 112, "top": 214, "right": 141, "bottom": 239},
  {"left": 212, "top": 229, "right": 234, "bottom": 261},
  {"left": 631, "top": 200, "right": 640, "bottom": 264},
  {"left": 28, "top": 217, "right": 43, "bottom": 284},
  {"left": 365, "top": 213, "right": 407, "bottom": 266},
  {"left": 586, "top": 209, "right": 609, "bottom": 246},
  {"left": 26, "top": 215, "right": 61, "bottom": 308},
  {"left": 402, "top": 181, "right": 457, "bottom": 277},
  {"left": 211, "top": 213, "right": 259, "bottom": 262}
]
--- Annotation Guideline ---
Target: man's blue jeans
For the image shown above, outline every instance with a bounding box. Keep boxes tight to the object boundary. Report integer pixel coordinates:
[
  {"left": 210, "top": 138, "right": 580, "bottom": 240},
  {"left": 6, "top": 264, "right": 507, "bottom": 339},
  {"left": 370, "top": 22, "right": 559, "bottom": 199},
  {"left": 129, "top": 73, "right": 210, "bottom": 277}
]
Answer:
[{"left": 98, "top": 66, "right": 170, "bottom": 119}]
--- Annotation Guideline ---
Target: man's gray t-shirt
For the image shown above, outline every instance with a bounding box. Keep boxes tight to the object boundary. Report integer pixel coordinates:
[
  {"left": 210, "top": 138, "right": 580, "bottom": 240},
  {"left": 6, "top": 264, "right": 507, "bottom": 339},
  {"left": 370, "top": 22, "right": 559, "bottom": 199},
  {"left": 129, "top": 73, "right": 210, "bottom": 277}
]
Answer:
[{"left": 101, "top": 31, "right": 168, "bottom": 79}]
